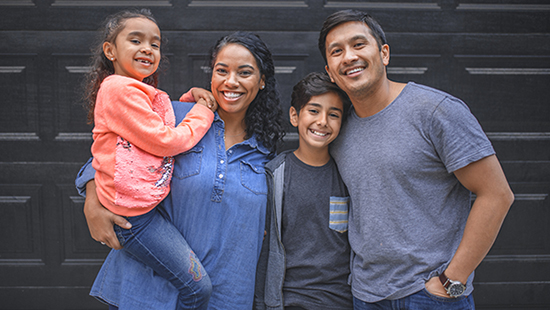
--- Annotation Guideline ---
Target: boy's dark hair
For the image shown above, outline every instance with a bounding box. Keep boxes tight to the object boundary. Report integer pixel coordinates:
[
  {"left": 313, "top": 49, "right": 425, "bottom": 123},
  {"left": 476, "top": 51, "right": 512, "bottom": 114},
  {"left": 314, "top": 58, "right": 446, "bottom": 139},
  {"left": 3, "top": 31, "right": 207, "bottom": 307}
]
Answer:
[
  {"left": 291, "top": 72, "right": 351, "bottom": 119},
  {"left": 318, "top": 9, "right": 387, "bottom": 64}
]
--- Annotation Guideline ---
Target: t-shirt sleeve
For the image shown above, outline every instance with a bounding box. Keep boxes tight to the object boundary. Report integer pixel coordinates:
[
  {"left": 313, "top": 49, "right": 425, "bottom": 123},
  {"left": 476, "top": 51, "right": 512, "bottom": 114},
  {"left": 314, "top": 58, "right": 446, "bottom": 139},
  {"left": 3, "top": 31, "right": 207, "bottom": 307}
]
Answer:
[{"left": 429, "top": 97, "right": 495, "bottom": 173}]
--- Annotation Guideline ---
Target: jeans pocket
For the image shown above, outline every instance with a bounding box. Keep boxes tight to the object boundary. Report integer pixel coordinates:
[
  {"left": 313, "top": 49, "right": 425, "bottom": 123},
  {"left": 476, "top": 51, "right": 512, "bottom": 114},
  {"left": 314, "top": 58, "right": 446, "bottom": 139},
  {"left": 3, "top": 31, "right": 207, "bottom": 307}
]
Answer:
[
  {"left": 329, "top": 196, "right": 350, "bottom": 233},
  {"left": 114, "top": 224, "right": 127, "bottom": 246}
]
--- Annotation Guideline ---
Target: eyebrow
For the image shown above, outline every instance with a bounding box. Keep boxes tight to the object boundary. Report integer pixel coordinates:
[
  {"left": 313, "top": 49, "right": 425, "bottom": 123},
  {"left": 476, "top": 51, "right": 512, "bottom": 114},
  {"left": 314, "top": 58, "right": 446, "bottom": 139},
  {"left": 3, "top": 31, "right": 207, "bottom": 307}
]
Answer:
[
  {"left": 127, "top": 31, "right": 161, "bottom": 41},
  {"left": 327, "top": 34, "right": 369, "bottom": 51},
  {"left": 215, "top": 62, "right": 255, "bottom": 70},
  {"left": 306, "top": 102, "right": 343, "bottom": 113}
]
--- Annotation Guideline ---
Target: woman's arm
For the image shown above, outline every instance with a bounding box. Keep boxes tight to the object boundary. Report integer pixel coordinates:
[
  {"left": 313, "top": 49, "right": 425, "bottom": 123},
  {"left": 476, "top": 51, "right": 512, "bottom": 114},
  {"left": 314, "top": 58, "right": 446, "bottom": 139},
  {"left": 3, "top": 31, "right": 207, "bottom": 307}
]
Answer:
[{"left": 84, "top": 180, "right": 131, "bottom": 250}]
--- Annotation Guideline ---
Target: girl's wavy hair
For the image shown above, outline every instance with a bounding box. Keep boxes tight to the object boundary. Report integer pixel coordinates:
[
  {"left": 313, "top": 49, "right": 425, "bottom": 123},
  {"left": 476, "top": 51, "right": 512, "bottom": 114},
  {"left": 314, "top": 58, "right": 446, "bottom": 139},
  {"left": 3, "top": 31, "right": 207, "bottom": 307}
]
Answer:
[
  {"left": 83, "top": 8, "right": 165, "bottom": 124},
  {"left": 209, "top": 31, "right": 285, "bottom": 152}
]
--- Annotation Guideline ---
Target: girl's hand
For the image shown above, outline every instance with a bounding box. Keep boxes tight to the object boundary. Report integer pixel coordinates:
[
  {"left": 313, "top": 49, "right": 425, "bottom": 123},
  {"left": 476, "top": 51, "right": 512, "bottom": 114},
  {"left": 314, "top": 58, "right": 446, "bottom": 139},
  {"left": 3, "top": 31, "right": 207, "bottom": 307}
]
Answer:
[
  {"left": 197, "top": 98, "right": 217, "bottom": 112},
  {"left": 191, "top": 88, "right": 217, "bottom": 111},
  {"left": 83, "top": 180, "right": 131, "bottom": 250}
]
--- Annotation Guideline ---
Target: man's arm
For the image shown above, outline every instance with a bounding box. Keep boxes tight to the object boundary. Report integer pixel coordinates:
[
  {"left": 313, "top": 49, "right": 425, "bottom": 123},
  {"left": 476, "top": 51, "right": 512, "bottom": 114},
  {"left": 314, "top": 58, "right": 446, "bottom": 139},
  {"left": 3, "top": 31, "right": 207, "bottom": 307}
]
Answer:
[{"left": 426, "top": 154, "right": 514, "bottom": 297}]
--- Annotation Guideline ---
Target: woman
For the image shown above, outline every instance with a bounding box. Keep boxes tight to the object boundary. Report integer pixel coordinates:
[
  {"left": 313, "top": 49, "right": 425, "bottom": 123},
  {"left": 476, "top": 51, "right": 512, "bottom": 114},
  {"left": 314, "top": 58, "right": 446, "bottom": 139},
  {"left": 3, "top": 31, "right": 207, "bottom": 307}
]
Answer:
[{"left": 76, "top": 31, "right": 285, "bottom": 309}]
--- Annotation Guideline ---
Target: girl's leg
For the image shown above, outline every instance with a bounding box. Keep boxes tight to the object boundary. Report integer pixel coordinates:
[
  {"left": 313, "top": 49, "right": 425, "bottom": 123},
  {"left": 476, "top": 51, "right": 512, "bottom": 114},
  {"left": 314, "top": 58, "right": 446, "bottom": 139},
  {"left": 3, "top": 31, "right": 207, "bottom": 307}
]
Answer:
[{"left": 115, "top": 208, "right": 211, "bottom": 310}]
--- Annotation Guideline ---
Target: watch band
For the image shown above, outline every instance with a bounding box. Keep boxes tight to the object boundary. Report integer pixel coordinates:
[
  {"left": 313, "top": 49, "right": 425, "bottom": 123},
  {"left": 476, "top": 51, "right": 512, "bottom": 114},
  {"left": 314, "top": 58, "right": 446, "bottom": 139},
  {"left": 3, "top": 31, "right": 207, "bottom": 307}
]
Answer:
[{"left": 439, "top": 272, "right": 466, "bottom": 298}]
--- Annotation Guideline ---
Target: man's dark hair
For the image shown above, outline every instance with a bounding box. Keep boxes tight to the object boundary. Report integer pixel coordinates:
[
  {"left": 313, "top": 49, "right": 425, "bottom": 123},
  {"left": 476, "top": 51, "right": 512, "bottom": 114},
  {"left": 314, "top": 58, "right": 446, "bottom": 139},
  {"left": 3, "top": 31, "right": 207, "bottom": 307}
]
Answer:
[{"left": 318, "top": 9, "right": 387, "bottom": 63}]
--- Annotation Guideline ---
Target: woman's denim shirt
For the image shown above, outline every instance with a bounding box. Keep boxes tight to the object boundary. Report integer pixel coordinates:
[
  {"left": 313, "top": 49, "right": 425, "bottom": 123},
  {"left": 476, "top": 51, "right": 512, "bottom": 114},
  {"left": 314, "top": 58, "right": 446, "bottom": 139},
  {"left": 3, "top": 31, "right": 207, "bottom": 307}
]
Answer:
[{"left": 76, "top": 101, "right": 272, "bottom": 309}]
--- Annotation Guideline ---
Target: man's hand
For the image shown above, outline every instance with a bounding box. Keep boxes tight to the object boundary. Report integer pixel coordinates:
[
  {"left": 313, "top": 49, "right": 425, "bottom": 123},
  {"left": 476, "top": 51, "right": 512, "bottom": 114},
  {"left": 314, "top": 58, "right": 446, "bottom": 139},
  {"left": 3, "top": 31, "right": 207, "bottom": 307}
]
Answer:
[{"left": 83, "top": 180, "right": 131, "bottom": 250}]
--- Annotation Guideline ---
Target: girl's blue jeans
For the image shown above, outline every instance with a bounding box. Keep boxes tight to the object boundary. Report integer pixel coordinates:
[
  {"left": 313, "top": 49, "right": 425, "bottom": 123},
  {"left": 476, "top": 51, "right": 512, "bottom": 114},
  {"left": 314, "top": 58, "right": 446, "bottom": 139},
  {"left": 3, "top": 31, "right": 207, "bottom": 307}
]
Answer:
[
  {"left": 114, "top": 206, "right": 211, "bottom": 310},
  {"left": 353, "top": 289, "right": 475, "bottom": 310}
]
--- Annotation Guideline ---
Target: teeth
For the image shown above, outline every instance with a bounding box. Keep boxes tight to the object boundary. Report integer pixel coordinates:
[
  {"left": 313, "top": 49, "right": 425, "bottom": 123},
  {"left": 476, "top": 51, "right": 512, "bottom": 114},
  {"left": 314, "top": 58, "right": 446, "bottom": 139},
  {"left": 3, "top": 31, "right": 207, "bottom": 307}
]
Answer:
[
  {"left": 310, "top": 129, "right": 328, "bottom": 137},
  {"left": 347, "top": 68, "right": 363, "bottom": 75},
  {"left": 138, "top": 59, "right": 151, "bottom": 64},
  {"left": 224, "top": 92, "right": 241, "bottom": 98}
]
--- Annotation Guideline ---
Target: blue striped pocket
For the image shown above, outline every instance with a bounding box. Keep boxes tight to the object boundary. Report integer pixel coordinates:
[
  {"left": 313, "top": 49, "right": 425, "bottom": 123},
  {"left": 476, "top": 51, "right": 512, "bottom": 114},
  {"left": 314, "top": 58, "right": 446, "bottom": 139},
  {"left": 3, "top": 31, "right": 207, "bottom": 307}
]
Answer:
[{"left": 329, "top": 196, "right": 349, "bottom": 233}]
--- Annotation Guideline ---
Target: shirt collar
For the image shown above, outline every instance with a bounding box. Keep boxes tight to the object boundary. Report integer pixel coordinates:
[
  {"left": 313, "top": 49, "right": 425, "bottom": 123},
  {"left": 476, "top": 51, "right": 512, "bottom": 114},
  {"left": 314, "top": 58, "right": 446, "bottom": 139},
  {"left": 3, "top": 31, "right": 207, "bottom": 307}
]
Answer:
[{"left": 213, "top": 112, "right": 271, "bottom": 156}]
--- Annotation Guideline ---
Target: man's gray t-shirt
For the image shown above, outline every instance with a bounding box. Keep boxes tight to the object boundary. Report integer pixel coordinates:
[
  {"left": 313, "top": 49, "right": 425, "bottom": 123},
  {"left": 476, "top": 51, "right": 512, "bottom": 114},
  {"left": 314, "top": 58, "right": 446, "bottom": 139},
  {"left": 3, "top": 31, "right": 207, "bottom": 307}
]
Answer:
[{"left": 330, "top": 82, "right": 495, "bottom": 302}]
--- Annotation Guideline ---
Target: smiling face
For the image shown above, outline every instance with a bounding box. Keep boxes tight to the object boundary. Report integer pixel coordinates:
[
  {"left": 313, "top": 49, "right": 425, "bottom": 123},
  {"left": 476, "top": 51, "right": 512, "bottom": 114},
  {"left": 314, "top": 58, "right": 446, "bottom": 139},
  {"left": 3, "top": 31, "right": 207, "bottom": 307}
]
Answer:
[
  {"left": 210, "top": 43, "right": 265, "bottom": 120},
  {"left": 324, "top": 21, "right": 389, "bottom": 100},
  {"left": 290, "top": 91, "right": 344, "bottom": 154},
  {"left": 103, "top": 17, "right": 161, "bottom": 81}
]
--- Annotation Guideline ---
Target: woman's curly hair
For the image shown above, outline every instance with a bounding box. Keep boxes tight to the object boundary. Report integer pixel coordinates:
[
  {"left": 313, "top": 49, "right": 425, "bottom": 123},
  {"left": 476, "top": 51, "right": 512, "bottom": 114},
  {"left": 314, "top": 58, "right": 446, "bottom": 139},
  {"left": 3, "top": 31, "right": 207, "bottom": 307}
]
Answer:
[
  {"left": 82, "top": 9, "right": 164, "bottom": 124},
  {"left": 209, "top": 32, "right": 285, "bottom": 152}
]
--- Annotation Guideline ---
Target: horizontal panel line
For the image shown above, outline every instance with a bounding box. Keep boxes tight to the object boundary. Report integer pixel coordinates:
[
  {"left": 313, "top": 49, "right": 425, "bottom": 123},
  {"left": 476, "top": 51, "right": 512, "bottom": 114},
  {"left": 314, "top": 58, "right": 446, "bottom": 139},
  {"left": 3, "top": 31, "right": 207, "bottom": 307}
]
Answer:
[
  {"left": 457, "top": 4, "right": 550, "bottom": 11},
  {"left": 0, "top": 259, "right": 44, "bottom": 266},
  {"left": 474, "top": 281, "right": 550, "bottom": 285},
  {"left": 513, "top": 193, "right": 548, "bottom": 201},
  {"left": 466, "top": 68, "right": 550, "bottom": 75},
  {"left": 0, "top": 133, "right": 40, "bottom": 141},
  {"left": 486, "top": 132, "right": 550, "bottom": 140},
  {"left": 55, "top": 132, "right": 92, "bottom": 141},
  {"left": 0, "top": 1, "right": 34, "bottom": 6},
  {"left": 51, "top": 1, "right": 172, "bottom": 6},
  {"left": 484, "top": 254, "right": 550, "bottom": 262},
  {"left": 65, "top": 66, "right": 91, "bottom": 74},
  {"left": 0, "top": 66, "right": 25, "bottom": 73},
  {"left": 388, "top": 67, "right": 428, "bottom": 74},
  {"left": 188, "top": 1, "right": 307, "bottom": 7},
  {"left": 0, "top": 196, "right": 31, "bottom": 203},
  {"left": 325, "top": 1, "right": 440, "bottom": 10}
]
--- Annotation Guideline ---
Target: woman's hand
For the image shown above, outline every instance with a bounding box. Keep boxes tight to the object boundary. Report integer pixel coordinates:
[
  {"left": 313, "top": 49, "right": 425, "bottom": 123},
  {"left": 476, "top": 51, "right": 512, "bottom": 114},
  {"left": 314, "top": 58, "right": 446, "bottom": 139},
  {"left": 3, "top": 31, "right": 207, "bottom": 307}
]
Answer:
[
  {"left": 425, "top": 276, "right": 451, "bottom": 298},
  {"left": 83, "top": 180, "right": 131, "bottom": 250}
]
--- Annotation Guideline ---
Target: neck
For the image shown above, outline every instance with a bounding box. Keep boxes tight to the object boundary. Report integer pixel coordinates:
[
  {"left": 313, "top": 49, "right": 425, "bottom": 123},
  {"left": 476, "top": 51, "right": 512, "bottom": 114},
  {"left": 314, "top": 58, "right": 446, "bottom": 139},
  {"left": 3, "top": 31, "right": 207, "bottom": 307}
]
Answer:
[
  {"left": 293, "top": 146, "right": 331, "bottom": 167},
  {"left": 352, "top": 79, "right": 406, "bottom": 118},
  {"left": 219, "top": 111, "right": 247, "bottom": 150}
]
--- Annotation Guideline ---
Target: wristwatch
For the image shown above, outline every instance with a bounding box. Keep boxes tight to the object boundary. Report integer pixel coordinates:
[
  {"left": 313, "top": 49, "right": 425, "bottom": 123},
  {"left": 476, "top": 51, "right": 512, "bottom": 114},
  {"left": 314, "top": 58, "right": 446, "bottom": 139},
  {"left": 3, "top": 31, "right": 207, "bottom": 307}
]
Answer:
[{"left": 439, "top": 272, "right": 466, "bottom": 298}]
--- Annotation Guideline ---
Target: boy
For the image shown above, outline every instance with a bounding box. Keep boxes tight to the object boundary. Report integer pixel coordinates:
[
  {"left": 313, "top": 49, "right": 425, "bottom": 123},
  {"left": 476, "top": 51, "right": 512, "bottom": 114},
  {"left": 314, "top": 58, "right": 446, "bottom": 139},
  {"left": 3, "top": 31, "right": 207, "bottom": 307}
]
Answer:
[{"left": 254, "top": 72, "right": 353, "bottom": 310}]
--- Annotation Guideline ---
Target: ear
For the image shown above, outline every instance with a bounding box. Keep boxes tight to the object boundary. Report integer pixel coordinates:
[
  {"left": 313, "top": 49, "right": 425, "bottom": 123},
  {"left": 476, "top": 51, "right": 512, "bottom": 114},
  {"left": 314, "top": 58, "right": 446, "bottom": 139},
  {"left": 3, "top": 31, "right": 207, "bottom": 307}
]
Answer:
[
  {"left": 380, "top": 44, "right": 390, "bottom": 66},
  {"left": 289, "top": 106, "right": 299, "bottom": 127},
  {"left": 260, "top": 74, "right": 266, "bottom": 90},
  {"left": 325, "top": 65, "right": 335, "bottom": 83},
  {"left": 103, "top": 41, "right": 115, "bottom": 61}
]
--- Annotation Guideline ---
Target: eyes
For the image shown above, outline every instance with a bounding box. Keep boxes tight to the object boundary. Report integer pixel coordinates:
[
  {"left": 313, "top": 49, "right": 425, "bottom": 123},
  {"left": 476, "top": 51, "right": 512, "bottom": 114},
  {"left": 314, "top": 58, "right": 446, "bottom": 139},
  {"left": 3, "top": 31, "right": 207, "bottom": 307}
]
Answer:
[
  {"left": 214, "top": 67, "right": 254, "bottom": 77},
  {"left": 307, "top": 108, "right": 341, "bottom": 119},
  {"left": 328, "top": 41, "right": 366, "bottom": 57},
  {"left": 130, "top": 38, "right": 160, "bottom": 49}
]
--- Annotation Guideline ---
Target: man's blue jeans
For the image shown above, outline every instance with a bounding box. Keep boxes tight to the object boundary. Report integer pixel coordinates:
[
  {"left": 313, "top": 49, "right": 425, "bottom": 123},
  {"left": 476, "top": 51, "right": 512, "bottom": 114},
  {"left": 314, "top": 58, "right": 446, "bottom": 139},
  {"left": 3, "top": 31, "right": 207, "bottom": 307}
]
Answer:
[
  {"left": 353, "top": 289, "right": 475, "bottom": 310},
  {"left": 114, "top": 206, "right": 212, "bottom": 310}
]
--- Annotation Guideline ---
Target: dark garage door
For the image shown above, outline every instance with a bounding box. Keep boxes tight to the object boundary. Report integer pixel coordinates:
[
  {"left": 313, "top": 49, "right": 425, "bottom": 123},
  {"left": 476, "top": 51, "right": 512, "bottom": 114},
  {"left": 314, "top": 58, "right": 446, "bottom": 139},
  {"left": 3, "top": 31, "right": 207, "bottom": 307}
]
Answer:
[{"left": 0, "top": 1, "right": 548, "bottom": 309}]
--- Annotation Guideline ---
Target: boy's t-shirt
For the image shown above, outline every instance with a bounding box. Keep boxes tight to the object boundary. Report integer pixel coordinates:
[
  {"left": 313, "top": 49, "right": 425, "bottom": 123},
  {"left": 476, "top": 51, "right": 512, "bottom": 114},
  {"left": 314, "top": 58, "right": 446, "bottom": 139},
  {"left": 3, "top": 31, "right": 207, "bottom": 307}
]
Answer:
[{"left": 281, "top": 152, "right": 352, "bottom": 310}]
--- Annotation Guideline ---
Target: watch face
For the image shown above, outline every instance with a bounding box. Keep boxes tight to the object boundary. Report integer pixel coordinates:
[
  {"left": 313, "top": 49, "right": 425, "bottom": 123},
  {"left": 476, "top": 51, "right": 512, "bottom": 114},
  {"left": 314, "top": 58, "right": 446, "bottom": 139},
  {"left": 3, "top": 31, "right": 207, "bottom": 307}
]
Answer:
[{"left": 449, "top": 283, "right": 465, "bottom": 297}]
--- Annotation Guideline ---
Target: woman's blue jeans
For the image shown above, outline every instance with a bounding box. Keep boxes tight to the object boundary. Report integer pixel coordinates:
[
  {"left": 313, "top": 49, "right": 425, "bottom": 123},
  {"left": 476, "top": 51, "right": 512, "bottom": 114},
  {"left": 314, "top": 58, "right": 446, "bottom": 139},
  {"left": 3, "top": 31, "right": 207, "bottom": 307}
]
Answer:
[
  {"left": 353, "top": 289, "right": 475, "bottom": 310},
  {"left": 115, "top": 207, "right": 212, "bottom": 310}
]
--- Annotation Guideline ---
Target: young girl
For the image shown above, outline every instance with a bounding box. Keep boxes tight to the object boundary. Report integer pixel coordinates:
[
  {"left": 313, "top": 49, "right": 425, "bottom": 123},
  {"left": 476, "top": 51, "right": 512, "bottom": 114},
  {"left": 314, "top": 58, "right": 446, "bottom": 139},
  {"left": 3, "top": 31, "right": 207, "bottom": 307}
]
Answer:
[{"left": 83, "top": 9, "right": 215, "bottom": 309}]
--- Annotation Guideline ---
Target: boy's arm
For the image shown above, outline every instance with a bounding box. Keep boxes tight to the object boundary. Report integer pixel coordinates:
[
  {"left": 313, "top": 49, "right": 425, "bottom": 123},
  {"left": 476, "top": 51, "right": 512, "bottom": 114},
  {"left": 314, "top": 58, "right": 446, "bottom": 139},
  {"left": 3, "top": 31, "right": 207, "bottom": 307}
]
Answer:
[{"left": 425, "top": 154, "right": 514, "bottom": 297}]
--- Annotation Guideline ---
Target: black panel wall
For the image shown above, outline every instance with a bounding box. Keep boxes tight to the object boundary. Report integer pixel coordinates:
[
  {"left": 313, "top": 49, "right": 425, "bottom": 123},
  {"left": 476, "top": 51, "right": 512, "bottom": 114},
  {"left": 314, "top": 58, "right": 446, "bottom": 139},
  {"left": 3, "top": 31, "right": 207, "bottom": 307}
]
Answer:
[{"left": 0, "top": 0, "right": 548, "bottom": 309}]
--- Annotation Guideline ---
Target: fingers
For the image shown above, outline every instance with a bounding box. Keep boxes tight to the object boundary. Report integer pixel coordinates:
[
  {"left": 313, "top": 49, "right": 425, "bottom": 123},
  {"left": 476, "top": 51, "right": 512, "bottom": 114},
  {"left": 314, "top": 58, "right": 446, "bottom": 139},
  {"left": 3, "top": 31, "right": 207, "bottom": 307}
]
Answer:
[{"left": 197, "top": 97, "right": 218, "bottom": 112}]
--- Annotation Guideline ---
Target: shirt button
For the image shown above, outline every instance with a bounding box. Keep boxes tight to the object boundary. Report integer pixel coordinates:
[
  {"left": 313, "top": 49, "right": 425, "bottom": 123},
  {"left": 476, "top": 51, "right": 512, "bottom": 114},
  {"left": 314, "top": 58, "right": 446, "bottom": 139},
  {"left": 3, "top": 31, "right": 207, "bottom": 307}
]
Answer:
[
  {"left": 220, "top": 160, "right": 224, "bottom": 164},
  {"left": 219, "top": 174, "right": 223, "bottom": 179}
]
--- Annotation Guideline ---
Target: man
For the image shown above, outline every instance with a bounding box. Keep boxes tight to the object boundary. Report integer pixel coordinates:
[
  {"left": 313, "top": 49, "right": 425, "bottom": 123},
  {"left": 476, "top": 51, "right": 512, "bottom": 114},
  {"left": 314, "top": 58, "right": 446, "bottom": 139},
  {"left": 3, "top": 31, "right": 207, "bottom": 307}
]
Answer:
[{"left": 319, "top": 9, "right": 514, "bottom": 309}]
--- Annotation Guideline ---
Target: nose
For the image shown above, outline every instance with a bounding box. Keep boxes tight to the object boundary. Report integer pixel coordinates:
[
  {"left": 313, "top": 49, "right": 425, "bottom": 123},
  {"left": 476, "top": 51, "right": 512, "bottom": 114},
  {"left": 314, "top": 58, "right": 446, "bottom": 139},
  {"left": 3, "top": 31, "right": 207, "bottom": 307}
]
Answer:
[
  {"left": 317, "top": 111, "right": 328, "bottom": 127},
  {"left": 224, "top": 72, "right": 239, "bottom": 88},
  {"left": 343, "top": 47, "right": 359, "bottom": 64},
  {"left": 141, "top": 45, "right": 152, "bottom": 54}
]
